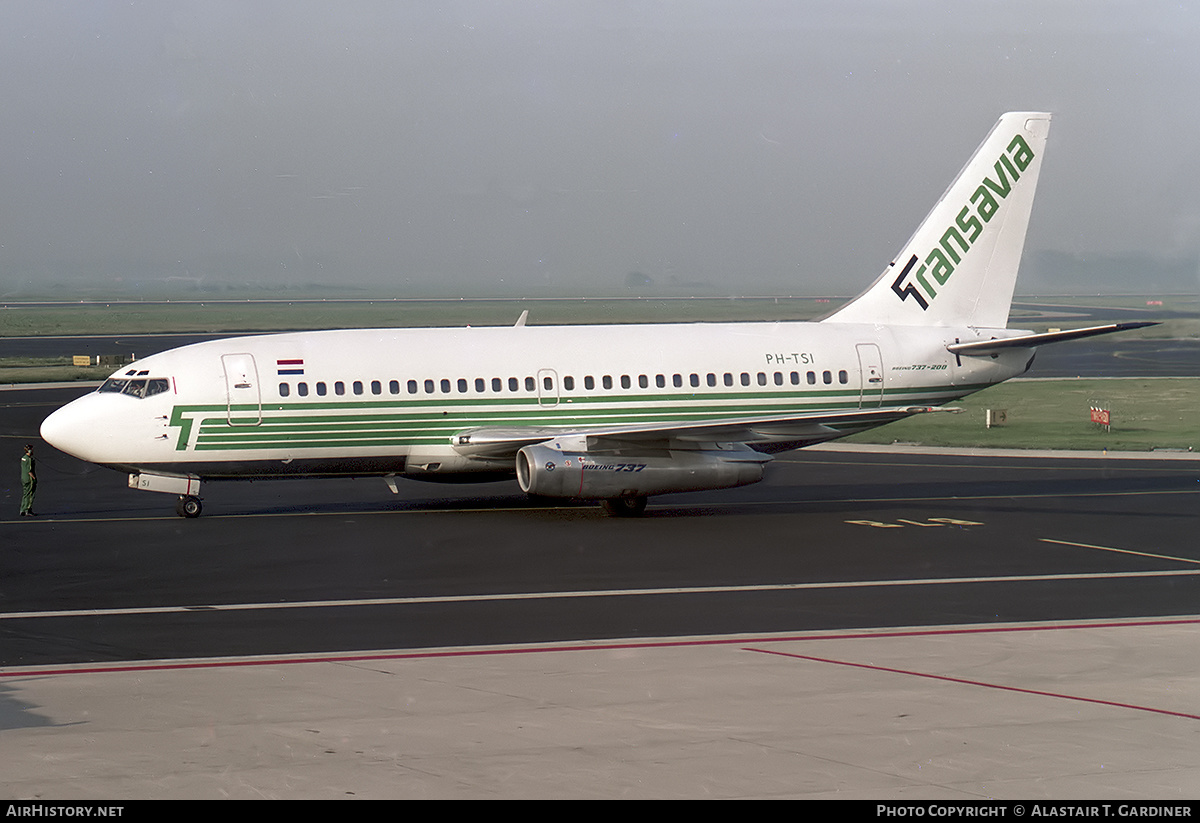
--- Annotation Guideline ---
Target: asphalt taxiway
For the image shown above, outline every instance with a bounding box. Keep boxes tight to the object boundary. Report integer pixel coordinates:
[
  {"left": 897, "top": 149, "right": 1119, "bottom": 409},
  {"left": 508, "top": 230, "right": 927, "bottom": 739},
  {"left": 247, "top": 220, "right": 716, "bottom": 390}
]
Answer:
[{"left": 1, "top": 384, "right": 1198, "bottom": 798}]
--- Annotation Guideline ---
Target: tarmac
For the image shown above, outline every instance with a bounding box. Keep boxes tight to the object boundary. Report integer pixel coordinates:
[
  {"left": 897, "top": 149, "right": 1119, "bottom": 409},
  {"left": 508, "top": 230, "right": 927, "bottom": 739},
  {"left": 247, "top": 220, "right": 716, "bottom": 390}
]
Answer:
[{"left": 3, "top": 618, "right": 1199, "bottom": 799}]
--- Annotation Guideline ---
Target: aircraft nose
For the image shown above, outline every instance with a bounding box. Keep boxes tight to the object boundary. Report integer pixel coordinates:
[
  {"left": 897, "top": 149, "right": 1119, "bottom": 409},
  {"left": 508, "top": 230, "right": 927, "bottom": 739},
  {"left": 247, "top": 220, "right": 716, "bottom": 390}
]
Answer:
[{"left": 40, "top": 396, "right": 97, "bottom": 461}]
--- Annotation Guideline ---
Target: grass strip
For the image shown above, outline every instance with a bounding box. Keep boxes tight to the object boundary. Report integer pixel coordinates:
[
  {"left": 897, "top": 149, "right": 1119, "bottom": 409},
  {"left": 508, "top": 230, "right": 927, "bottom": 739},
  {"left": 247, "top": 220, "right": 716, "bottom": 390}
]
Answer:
[{"left": 846, "top": 377, "right": 1200, "bottom": 452}]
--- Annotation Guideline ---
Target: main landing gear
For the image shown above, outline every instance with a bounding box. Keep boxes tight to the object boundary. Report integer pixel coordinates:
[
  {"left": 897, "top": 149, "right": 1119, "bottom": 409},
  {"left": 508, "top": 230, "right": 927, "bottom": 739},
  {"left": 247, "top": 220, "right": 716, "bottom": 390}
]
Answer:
[
  {"left": 601, "top": 496, "right": 648, "bottom": 517},
  {"left": 176, "top": 495, "right": 202, "bottom": 518}
]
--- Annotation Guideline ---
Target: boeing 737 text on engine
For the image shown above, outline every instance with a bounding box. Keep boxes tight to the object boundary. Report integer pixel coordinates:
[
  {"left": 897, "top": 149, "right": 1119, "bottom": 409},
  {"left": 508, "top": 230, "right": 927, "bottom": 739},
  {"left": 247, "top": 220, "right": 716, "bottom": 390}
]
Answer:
[{"left": 40, "top": 112, "right": 1152, "bottom": 517}]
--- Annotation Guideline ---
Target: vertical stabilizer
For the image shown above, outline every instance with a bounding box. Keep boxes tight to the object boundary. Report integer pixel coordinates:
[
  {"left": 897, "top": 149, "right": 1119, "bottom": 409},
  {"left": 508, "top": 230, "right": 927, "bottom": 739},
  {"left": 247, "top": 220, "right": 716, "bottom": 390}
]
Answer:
[{"left": 824, "top": 112, "right": 1051, "bottom": 328}]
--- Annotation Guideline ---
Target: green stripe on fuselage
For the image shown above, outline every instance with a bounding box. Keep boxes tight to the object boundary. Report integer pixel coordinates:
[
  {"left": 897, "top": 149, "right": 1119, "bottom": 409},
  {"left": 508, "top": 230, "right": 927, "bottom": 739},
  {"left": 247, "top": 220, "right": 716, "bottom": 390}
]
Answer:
[{"left": 173, "top": 382, "right": 985, "bottom": 452}]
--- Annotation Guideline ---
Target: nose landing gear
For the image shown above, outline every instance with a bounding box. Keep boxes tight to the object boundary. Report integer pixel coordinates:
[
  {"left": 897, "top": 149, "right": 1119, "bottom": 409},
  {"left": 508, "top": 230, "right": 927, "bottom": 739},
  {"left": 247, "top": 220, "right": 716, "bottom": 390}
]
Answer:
[{"left": 128, "top": 472, "right": 204, "bottom": 517}]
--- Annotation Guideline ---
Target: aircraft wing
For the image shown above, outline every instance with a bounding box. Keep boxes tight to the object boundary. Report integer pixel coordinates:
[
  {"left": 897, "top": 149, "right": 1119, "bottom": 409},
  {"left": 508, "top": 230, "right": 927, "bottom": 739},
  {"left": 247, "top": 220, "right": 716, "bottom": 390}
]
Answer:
[{"left": 450, "top": 405, "right": 959, "bottom": 459}]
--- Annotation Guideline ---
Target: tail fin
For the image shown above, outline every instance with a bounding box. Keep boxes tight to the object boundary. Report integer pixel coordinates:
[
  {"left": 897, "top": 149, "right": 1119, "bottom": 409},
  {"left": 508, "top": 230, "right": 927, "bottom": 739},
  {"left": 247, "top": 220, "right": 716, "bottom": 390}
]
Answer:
[{"left": 824, "top": 112, "right": 1051, "bottom": 328}]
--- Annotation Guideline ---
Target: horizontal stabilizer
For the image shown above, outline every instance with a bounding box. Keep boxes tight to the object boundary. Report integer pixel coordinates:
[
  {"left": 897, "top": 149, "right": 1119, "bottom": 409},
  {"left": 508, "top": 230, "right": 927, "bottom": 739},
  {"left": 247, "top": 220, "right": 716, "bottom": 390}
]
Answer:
[{"left": 946, "top": 322, "right": 1158, "bottom": 356}]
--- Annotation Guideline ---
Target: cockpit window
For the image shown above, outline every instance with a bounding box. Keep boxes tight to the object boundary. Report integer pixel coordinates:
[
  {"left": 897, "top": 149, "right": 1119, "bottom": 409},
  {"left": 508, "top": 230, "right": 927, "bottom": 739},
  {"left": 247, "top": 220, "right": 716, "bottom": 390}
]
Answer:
[{"left": 99, "top": 377, "right": 170, "bottom": 398}]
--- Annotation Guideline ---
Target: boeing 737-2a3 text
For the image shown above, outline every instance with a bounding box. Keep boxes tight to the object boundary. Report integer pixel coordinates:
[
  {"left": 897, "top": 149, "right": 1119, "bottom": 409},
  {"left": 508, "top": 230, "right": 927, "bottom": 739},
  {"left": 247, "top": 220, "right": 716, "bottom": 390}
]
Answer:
[{"left": 41, "top": 112, "right": 1152, "bottom": 517}]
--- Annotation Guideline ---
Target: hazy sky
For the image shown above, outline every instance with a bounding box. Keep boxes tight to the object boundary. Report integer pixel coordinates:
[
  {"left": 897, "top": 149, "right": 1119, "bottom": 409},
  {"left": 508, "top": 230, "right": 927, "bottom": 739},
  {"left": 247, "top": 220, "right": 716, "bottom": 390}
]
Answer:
[{"left": 2, "top": 1, "right": 1198, "bottom": 295}]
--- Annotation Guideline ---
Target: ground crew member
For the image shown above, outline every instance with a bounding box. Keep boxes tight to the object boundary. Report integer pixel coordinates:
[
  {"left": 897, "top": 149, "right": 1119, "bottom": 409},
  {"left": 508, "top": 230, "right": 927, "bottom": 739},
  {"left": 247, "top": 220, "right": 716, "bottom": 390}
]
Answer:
[{"left": 20, "top": 444, "right": 36, "bottom": 517}]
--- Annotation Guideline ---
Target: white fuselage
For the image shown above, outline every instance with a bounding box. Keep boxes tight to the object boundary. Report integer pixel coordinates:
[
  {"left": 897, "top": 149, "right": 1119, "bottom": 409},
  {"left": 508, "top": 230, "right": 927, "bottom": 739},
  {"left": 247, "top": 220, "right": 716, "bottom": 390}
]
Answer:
[
  {"left": 40, "top": 320, "right": 1033, "bottom": 481},
  {"left": 36, "top": 113, "right": 1069, "bottom": 516}
]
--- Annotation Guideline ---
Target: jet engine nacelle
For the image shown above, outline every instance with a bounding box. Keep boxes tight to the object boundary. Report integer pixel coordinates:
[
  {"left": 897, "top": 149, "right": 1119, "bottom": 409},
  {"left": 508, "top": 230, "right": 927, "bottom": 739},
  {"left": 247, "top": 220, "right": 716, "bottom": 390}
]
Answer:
[{"left": 516, "top": 442, "right": 770, "bottom": 500}]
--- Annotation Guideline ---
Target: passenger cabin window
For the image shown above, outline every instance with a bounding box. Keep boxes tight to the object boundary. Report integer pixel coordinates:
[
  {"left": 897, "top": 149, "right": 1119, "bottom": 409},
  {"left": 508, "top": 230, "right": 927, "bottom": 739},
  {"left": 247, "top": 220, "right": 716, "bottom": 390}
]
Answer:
[{"left": 271, "top": 362, "right": 835, "bottom": 405}]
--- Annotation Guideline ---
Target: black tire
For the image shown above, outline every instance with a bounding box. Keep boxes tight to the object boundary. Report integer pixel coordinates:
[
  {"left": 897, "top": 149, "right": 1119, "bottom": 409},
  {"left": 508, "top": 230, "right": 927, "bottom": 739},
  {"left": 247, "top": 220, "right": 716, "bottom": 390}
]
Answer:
[
  {"left": 177, "top": 495, "right": 202, "bottom": 518},
  {"left": 601, "top": 496, "right": 647, "bottom": 517}
]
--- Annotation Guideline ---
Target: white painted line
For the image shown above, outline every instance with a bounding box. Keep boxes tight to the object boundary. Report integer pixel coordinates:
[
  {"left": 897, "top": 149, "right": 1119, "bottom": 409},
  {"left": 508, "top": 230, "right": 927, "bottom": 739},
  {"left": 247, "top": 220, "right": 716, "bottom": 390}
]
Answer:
[
  {"left": 1039, "top": 538, "right": 1200, "bottom": 566},
  {"left": 4, "top": 569, "right": 1199, "bottom": 621}
]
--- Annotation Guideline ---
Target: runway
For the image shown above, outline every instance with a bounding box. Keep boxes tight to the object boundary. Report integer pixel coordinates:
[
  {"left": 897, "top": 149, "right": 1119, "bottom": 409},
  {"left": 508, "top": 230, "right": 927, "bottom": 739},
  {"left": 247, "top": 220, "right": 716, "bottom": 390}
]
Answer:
[{"left": 2, "top": 385, "right": 1199, "bottom": 797}]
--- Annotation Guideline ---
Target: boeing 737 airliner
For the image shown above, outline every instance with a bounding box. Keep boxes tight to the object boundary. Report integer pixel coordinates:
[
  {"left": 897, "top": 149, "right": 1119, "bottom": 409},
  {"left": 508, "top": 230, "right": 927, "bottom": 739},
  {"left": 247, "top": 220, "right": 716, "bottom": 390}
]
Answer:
[{"left": 40, "top": 112, "right": 1151, "bottom": 517}]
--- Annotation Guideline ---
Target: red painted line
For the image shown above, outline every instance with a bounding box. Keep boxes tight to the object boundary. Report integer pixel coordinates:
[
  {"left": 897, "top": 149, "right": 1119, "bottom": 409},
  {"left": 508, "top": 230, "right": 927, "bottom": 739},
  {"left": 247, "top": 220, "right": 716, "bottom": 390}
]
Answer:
[
  {"left": 745, "top": 646, "right": 1200, "bottom": 722},
  {"left": 3, "top": 617, "right": 1199, "bottom": 679}
]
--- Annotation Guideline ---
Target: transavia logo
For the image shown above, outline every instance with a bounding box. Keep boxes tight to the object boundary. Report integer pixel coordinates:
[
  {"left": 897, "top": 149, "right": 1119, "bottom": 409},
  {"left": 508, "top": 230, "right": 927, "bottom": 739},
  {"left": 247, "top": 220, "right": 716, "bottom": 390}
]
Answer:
[{"left": 891, "top": 132, "right": 1035, "bottom": 310}]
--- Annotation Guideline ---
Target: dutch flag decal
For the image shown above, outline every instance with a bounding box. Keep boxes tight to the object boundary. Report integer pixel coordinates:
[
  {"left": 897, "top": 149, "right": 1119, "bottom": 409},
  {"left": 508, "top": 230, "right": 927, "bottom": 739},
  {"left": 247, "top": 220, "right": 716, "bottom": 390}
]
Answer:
[{"left": 277, "top": 359, "right": 304, "bottom": 376}]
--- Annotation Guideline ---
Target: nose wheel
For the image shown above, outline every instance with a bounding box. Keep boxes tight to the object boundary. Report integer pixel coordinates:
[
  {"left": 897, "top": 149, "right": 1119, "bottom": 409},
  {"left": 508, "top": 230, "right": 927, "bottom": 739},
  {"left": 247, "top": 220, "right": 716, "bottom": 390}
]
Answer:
[{"left": 176, "top": 495, "right": 203, "bottom": 518}]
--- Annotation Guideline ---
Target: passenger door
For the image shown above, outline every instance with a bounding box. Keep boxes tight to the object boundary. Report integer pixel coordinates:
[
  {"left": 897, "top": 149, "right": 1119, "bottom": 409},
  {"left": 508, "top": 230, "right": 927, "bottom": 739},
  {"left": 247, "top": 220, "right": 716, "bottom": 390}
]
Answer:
[
  {"left": 222, "top": 353, "right": 262, "bottom": 425},
  {"left": 856, "top": 343, "right": 884, "bottom": 408}
]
